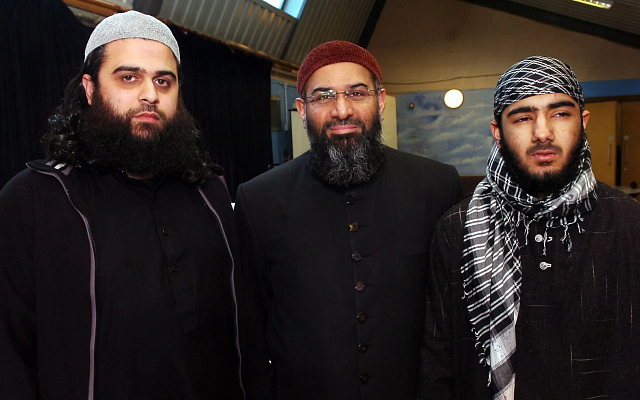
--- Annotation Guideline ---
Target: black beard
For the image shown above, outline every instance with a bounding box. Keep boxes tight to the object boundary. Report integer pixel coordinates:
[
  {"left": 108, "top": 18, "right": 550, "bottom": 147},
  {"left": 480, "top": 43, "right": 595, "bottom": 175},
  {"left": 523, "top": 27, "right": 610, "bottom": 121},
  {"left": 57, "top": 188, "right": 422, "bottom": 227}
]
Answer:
[
  {"left": 77, "top": 90, "right": 206, "bottom": 179},
  {"left": 500, "top": 126, "right": 586, "bottom": 197},
  {"left": 307, "top": 115, "right": 385, "bottom": 187}
]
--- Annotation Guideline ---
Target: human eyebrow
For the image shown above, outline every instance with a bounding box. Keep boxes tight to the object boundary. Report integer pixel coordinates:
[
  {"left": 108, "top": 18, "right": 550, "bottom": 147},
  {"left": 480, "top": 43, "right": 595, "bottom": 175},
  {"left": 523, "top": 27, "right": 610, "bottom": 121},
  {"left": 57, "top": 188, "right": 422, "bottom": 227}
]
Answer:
[
  {"left": 349, "top": 83, "right": 370, "bottom": 89},
  {"left": 154, "top": 70, "right": 177, "bottom": 81},
  {"left": 506, "top": 106, "right": 536, "bottom": 117},
  {"left": 310, "top": 87, "right": 333, "bottom": 94},
  {"left": 309, "top": 83, "right": 371, "bottom": 94},
  {"left": 548, "top": 100, "right": 576, "bottom": 109},
  {"left": 112, "top": 66, "right": 177, "bottom": 81},
  {"left": 112, "top": 66, "right": 145, "bottom": 75}
]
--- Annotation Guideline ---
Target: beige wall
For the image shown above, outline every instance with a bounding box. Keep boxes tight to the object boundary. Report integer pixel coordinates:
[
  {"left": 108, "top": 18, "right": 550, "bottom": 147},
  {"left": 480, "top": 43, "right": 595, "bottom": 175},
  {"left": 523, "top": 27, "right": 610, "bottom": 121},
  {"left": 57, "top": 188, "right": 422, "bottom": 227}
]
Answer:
[
  {"left": 620, "top": 101, "right": 640, "bottom": 187},
  {"left": 382, "top": 94, "right": 398, "bottom": 148},
  {"left": 586, "top": 101, "right": 618, "bottom": 186},
  {"left": 368, "top": 0, "right": 640, "bottom": 94}
]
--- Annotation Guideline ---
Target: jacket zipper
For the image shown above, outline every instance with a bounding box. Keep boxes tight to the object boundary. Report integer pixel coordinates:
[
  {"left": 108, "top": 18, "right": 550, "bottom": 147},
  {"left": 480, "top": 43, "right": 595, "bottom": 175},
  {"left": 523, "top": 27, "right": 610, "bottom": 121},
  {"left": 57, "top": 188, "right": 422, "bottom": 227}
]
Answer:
[
  {"left": 28, "top": 165, "right": 98, "bottom": 400},
  {"left": 30, "top": 164, "right": 239, "bottom": 400},
  {"left": 197, "top": 187, "right": 246, "bottom": 400}
]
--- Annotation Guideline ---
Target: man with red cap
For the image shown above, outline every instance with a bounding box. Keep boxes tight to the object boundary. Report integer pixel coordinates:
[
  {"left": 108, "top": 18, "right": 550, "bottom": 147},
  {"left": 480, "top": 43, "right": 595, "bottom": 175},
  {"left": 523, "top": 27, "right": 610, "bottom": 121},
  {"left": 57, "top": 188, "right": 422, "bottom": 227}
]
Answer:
[{"left": 235, "top": 40, "right": 463, "bottom": 399}]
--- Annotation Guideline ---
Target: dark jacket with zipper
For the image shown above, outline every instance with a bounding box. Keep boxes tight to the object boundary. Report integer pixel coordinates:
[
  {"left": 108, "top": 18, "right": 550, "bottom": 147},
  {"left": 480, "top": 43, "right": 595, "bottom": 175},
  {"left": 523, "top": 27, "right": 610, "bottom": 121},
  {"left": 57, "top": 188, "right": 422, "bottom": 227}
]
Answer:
[{"left": 0, "top": 160, "right": 272, "bottom": 399}]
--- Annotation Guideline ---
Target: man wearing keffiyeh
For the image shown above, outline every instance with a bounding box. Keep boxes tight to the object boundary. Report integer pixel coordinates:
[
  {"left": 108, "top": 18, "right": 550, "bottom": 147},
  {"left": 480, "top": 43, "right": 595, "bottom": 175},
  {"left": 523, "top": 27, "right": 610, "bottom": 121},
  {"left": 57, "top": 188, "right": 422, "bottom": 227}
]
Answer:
[{"left": 417, "top": 56, "right": 640, "bottom": 399}]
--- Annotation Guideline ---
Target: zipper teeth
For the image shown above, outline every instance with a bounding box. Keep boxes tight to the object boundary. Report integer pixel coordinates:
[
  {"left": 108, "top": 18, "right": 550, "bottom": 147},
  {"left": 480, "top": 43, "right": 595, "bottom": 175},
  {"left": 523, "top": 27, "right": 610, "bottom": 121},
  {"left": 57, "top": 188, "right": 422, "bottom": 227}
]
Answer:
[
  {"left": 31, "top": 166, "right": 239, "bottom": 400},
  {"left": 197, "top": 186, "right": 246, "bottom": 400},
  {"left": 29, "top": 166, "right": 98, "bottom": 400}
]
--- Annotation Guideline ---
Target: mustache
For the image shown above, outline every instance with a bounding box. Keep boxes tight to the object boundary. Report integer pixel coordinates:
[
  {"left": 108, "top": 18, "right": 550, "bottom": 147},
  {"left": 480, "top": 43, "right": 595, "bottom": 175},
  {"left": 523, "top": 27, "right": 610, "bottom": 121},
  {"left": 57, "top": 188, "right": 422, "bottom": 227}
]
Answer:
[
  {"left": 322, "top": 117, "right": 367, "bottom": 141},
  {"left": 526, "top": 143, "right": 563, "bottom": 156},
  {"left": 126, "top": 103, "right": 168, "bottom": 121},
  {"left": 320, "top": 118, "right": 364, "bottom": 145},
  {"left": 323, "top": 117, "right": 365, "bottom": 129}
]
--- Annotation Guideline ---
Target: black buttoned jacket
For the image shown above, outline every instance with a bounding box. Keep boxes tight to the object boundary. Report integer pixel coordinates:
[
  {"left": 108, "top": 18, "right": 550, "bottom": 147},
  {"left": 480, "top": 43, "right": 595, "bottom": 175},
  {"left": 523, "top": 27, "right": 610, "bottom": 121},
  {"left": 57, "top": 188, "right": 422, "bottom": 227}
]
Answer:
[
  {"left": 235, "top": 146, "right": 463, "bottom": 399},
  {"left": 418, "top": 183, "right": 640, "bottom": 399}
]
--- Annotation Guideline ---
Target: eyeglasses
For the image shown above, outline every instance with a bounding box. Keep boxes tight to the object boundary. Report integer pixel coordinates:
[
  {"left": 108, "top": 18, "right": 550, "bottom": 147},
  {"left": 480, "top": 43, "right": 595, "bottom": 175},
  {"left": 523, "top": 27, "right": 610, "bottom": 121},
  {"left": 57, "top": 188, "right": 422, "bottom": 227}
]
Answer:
[{"left": 304, "top": 88, "right": 377, "bottom": 107}]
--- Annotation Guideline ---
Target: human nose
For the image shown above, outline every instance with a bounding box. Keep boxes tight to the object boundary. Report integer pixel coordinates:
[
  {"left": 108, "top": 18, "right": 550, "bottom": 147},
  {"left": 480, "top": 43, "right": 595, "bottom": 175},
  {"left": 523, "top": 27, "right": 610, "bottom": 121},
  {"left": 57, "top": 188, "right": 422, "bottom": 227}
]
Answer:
[
  {"left": 138, "top": 79, "right": 159, "bottom": 104},
  {"left": 330, "top": 92, "right": 354, "bottom": 120},
  {"left": 532, "top": 116, "right": 554, "bottom": 142}
]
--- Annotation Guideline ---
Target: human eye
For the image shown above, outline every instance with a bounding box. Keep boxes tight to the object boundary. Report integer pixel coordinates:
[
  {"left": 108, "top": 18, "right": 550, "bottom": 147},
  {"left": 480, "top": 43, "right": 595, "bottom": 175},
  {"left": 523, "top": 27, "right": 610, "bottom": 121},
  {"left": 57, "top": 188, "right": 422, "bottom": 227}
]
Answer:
[
  {"left": 313, "top": 91, "right": 335, "bottom": 104},
  {"left": 553, "top": 110, "right": 571, "bottom": 118},
  {"left": 513, "top": 115, "right": 532, "bottom": 123},
  {"left": 349, "top": 89, "right": 367, "bottom": 99},
  {"left": 155, "top": 78, "right": 170, "bottom": 87},
  {"left": 121, "top": 75, "right": 137, "bottom": 83}
]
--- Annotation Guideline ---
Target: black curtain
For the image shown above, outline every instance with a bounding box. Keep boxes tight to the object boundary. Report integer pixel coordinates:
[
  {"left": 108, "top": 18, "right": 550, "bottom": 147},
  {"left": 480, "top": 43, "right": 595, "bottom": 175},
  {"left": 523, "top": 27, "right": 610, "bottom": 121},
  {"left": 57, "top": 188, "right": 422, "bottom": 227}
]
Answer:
[
  {"left": 172, "top": 26, "right": 272, "bottom": 199},
  {"left": 1, "top": 0, "right": 273, "bottom": 199},
  {"left": 0, "top": 0, "right": 91, "bottom": 188}
]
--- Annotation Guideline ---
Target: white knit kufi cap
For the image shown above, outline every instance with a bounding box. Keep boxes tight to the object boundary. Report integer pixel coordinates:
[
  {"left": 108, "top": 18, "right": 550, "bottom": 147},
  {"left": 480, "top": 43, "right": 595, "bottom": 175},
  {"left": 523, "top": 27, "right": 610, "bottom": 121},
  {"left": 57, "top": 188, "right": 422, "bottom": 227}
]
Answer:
[{"left": 84, "top": 10, "right": 180, "bottom": 63}]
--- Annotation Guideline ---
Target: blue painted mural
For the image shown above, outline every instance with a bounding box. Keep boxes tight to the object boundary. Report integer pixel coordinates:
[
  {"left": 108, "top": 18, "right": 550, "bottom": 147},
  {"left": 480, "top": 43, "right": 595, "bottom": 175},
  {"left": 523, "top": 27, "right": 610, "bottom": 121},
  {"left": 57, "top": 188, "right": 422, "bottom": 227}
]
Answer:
[{"left": 397, "top": 88, "right": 495, "bottom": 175}]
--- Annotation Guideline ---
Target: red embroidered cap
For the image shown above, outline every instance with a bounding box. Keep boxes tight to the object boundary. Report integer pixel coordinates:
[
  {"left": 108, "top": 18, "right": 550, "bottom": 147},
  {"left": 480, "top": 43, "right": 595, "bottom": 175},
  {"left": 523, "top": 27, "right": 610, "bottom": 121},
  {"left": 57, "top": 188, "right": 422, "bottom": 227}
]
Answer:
[{"left": 296, "top": 40, "right": 382, "bottom": 96}]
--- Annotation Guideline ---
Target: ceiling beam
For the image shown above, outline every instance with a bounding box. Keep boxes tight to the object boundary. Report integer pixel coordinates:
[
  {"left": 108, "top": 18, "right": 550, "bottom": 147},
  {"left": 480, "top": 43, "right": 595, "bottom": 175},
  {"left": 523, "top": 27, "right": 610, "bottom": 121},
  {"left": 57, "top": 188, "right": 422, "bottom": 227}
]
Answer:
[
  {"left": 460, "top": 0, "right": 640, "bottom": 49},
  {"left": 358, "top": 0, "right": 386, "bottom": 49},
  {"left": 63, "top": 0, "right": 123, "bottom": 17}
]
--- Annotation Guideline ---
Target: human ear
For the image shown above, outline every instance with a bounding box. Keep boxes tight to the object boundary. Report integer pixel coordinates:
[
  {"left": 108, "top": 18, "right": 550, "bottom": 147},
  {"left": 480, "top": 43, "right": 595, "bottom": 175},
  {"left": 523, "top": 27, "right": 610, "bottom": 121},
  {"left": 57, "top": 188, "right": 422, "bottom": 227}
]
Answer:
[
  {"left": 295, "top": 97, "right": 307, "bottom": 129},
  {"left": 82, "top": 74, "right": 95, "bottom": 105},
  {"left": 490, "top": 120, "right": 502, "bottom": 148},
  {"left": 581, "top": 110, "right": 591, "bottom": 130},
  {"left": 377, "top": 88, "right": 386, "bottom": 121}
]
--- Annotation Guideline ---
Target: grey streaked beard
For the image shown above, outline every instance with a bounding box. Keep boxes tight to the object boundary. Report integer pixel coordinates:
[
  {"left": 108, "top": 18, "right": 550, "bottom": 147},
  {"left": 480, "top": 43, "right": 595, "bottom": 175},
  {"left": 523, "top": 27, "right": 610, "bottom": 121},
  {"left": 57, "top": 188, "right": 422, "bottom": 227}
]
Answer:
[{"left": 307, "top": 113, "right": 385, "bottom": 187}]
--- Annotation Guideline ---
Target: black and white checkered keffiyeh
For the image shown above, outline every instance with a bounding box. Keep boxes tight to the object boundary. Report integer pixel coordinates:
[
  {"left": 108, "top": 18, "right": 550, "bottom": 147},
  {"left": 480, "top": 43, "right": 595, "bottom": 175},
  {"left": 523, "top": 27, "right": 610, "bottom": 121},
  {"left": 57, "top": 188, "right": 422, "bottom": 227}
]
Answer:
[
  {"left": 462, "top": 56, "right": 596, "bottom": 400},
  {"left": 493, "top": 56, "right": 584, "bottom": 119}
]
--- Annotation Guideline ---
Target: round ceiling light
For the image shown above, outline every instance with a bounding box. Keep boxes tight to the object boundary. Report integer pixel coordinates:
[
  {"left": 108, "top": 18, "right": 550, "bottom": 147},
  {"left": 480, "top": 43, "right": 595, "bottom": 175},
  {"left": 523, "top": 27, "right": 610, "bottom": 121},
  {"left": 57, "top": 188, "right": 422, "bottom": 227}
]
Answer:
[{"left": 444, "top": 89, "right": 464, "bottom": 109}]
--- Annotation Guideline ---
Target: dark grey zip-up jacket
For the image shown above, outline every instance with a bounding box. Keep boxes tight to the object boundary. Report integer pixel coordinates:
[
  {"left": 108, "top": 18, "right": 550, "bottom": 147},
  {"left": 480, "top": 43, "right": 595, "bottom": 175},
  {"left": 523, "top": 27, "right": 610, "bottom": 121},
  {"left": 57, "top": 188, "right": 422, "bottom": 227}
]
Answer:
[{"left": 0, "top": 160, "right": 273, "bottom": 400}]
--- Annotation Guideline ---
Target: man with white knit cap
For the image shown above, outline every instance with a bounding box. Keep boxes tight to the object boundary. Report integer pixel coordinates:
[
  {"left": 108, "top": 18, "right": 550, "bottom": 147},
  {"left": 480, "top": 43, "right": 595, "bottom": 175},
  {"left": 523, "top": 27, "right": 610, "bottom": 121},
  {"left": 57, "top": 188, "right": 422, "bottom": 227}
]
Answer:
[
  {"left": 418, "top": 56, "right": 640, "bottom": 399},
  {"left": 0, "top": 11, "right": 271, "bottom": 399}
]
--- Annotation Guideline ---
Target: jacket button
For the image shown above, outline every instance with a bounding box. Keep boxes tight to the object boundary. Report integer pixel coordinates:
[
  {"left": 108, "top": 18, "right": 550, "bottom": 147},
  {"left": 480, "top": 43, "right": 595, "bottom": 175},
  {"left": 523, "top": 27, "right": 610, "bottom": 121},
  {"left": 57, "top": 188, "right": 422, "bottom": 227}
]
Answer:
[
  {"left": 171, "top": 266, "right": 178, "bottom": 272},
  {"left": 349, "top": 222, "right": 359, "bottom": 232},
  {"left": 360, "top": 373, "right": 369, "bottom": 384},
  {"left": 357, "top": 312, "right": 368, "bottom": 323},
  {"left": 355, "top": 281, "right": 366, "bottom": 292},
  {"left": 359, "top": 343, "right": 368, "bottom": 354},
  {"left": 346, "top": 195, "right": 356, "bottom": 205},
  {"left": 352, "top": 251, "right": 362, "bottom": 262}
]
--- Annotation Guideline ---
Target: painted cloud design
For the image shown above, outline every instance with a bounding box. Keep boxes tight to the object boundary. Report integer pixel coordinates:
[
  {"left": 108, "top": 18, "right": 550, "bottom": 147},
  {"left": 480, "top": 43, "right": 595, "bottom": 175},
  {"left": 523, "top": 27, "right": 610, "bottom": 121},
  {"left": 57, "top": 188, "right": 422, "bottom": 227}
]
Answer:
[{"left": 397, "top": 89, "right": 495, "bottom": 175}]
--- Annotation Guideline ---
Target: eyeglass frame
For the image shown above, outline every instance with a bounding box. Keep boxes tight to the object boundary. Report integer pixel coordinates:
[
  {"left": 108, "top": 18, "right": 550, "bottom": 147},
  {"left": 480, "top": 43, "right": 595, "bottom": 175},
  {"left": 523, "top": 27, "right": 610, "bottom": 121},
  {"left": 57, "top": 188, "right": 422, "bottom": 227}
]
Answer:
[{"left": 302, "top": 87, "right": 381, "bottom": 107}]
